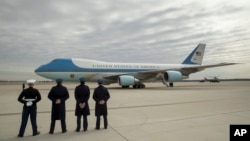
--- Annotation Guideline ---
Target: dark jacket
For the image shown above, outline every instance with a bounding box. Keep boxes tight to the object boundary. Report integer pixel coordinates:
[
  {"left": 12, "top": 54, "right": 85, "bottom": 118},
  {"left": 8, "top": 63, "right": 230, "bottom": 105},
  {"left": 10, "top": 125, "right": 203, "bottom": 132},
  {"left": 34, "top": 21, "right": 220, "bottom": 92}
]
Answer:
[
  {"left": 93, "top": 85, "right": 110, "bottom": 116},
  {"left": 74, "top": 84, "right": 90, "bottom": 116},
  {"left": 18, "top": 87, "right": 41, "bottom": 109},
  {"left": 48, "top": 84, "right": 69, "bottom": 120}
]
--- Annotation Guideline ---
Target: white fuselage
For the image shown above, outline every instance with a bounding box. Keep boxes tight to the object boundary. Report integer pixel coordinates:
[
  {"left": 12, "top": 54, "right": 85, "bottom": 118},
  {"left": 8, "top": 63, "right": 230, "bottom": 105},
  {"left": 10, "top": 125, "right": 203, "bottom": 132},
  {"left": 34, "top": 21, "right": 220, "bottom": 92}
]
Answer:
[{"left": 35, "top": 58, "right": 196, "bottom": 82}]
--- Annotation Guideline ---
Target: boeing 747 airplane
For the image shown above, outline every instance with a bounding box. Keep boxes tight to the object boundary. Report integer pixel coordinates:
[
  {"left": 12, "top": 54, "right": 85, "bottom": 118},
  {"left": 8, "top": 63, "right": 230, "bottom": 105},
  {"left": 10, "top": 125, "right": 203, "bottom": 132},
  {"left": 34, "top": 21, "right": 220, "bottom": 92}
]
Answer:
[{"left": 35, "top": 43, "right": 237, "bottom": 88}]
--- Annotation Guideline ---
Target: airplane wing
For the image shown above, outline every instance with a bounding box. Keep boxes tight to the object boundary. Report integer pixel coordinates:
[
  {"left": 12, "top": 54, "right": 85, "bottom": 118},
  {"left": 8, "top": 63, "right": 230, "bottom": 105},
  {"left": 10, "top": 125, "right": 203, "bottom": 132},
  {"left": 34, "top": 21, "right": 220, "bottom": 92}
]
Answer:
[
  {"left": 181, "top": 62, "right": 239, "bottom": 76},
  {"left": 103, "top": 62, "right": 239, "bottom": 81}
]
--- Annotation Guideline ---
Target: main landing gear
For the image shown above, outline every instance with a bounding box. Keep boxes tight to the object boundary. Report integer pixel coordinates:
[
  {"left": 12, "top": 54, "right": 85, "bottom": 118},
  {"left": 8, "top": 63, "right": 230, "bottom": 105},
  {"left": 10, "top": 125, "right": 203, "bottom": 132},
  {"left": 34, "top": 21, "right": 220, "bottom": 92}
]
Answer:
[
  {"left": 169, "top": 82, "right": 174, "bottom": 87},
  {"left": 132, "top": 83, "right": 145, "bottom": 89},
  {"left": 121, "top": 82, "right": 146, "bottom": 89}
]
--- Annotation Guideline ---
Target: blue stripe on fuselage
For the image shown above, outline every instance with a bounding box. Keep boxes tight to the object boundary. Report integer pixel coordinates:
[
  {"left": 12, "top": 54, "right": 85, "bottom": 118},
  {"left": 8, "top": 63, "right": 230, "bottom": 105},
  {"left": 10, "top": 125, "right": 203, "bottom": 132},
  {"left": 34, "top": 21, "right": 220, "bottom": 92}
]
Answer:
[
  {"left": 35, "top": 58, "right": 153, "bottom": 73},
  {"left": 35, "top": 58, "right": 81, "bottom": 72}
]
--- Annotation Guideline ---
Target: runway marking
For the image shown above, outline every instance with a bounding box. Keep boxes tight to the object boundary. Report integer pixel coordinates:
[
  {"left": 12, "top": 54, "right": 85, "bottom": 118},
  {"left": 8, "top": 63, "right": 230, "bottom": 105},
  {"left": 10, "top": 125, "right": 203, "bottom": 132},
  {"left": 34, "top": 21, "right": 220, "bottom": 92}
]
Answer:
[
  {"left": 0, "top": 98, "right": 248, "bottom": 116},
  {"left": 108, "top": 99, "right": 219, "bottom": 110},
  {"left": 109, "top": 125, "right": 129, "bottom": 141},
  {"left": 0, "top": 99, "right": 217, "bottom": 116},
  {"left": 130, "top": 109, "right": 250, "bottom": 128}
]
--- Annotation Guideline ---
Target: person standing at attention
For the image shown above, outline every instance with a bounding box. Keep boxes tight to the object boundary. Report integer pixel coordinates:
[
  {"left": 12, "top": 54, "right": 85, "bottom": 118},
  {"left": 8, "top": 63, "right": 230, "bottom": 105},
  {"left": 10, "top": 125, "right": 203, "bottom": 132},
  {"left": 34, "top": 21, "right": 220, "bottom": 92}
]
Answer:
[
  {"left": 93, "top": 79, "right": 110, "bottom": 130},
  {"left": 48, "top": 78, "right": 69, "bottom": 134},
  {"left": 17, "top": 79, "right": 41, "bottom": 137},
  {"left": 74, "top": 77, "right": 90, "bottom": 132}
]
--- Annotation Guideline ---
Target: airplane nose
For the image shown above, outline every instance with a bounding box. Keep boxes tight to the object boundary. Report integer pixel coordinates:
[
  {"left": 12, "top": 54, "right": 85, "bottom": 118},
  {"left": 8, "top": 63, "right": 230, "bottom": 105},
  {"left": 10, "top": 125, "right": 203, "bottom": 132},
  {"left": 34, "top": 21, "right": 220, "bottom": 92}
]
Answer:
[
  {"left": 34, "top": 64, "right": 49, "bottom": 79},
  {"left": 34, "top": 66, "right": 40, "bottom": 73},
  {"left": 34, "top": 67, "right": 39, "bottom": 73},
  {"left": 34, "top": 65, "right": 45, "bottom": 73}
]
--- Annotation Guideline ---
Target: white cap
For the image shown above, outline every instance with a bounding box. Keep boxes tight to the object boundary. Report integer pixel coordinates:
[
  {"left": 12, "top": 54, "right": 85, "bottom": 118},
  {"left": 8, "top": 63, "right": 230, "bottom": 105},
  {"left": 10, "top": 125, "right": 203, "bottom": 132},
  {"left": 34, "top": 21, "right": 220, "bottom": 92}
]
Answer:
[{"left": 26, "top": 79, "right": 36, "bottom": 84}]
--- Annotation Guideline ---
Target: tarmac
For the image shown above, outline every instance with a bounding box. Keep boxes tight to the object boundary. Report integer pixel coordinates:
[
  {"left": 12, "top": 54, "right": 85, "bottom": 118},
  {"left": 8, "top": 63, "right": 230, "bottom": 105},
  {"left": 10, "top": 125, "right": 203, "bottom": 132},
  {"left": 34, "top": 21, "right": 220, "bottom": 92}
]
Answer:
[{"left": 0, "top": 81, "right": 250, "bottom": 141}]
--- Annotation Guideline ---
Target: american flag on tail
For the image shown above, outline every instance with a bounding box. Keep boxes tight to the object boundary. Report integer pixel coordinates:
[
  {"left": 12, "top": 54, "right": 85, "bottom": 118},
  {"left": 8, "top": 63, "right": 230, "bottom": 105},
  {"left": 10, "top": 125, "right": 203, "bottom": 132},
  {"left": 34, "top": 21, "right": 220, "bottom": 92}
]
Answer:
[{"left": 196, "top": 52, "right": 202, "bottom": 56}]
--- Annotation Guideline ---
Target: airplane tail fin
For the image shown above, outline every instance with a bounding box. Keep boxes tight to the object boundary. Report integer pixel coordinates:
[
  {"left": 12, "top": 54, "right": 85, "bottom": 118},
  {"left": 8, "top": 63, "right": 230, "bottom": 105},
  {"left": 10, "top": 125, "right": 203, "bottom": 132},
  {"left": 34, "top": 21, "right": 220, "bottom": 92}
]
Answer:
[{"left": 182, "top": 43, "right": 206, "bottom": 65}]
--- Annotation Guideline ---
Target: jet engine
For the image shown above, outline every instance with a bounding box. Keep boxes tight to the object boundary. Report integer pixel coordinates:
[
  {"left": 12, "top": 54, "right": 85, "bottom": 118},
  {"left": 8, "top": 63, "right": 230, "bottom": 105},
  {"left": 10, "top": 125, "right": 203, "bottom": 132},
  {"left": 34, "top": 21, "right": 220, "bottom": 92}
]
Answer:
[
  {"left": 118, "top": 75, "right": 137, "bottom": 86},
  {"left": 163, "top": 71, "right": 183, "bottom": 82}
]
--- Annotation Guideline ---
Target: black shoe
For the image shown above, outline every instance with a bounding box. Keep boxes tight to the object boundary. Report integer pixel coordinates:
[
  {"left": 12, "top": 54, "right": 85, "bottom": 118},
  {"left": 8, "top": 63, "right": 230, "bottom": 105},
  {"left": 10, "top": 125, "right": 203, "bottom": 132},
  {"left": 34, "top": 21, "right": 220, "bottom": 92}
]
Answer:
[
  {"left": 49, "top": 131, "right": 53, "bottom": 134},
  {"left": 83, "top": 128, "right": 87, "bottom": 132},
  {"left": 95, "top": 127, "right": 100, "bottom": 130},
  {"left": 33, "top": 131, "right": 40, "bottom": 136},
  {"left": 75, "top": 129, "right": 80, "bottom": 132},
  {"left": 62, "top": 130, "right": 67, "bottom": 133},
  {"left": 104, "top": 127, "right": 108, "bottom": 129},
  {"left": 17, "top": 134, "right": 23, "bottom": 137}
]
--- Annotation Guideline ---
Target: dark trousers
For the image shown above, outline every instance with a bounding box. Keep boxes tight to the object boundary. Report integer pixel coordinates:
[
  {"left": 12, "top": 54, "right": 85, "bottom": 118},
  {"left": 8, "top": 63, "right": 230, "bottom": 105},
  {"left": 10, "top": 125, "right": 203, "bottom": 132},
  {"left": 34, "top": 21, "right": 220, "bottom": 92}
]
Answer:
[
  {"left": 96, "top": 115, "right": 108, "bottom": 129},
  {"left": 49, "top": 119, "right": 67, "bottom": 133},
  {"left": 18, "top": 108, "right": 38, "bottom": 136},
  {"left": 76, "top": 115, "right": 88, "bottom": 131}
]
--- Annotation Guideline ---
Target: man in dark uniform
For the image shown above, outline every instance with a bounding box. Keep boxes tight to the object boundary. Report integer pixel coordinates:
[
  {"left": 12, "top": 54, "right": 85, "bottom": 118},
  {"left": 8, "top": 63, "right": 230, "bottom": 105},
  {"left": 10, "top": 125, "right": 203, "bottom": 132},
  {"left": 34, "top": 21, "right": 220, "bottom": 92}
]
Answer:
[
  {"left": 74, "top": 77, "right": 90, "bottom": 132},
  {"left": 93, "top": 79, "right": 110, "bottom": 130},
  {"left": 17, "top": 79, "right": 41, "bottom": 137},
  {"left": 48, "top": 78, "right": 69, "bottom": 134}
]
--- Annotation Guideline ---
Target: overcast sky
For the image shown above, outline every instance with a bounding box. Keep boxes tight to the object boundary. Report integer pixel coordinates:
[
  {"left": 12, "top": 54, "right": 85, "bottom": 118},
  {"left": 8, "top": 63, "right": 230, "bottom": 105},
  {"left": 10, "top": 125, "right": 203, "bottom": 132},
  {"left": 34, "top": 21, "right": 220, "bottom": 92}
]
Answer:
[{"left": 0, "top": 0, "right": 250, "bottom": 81}]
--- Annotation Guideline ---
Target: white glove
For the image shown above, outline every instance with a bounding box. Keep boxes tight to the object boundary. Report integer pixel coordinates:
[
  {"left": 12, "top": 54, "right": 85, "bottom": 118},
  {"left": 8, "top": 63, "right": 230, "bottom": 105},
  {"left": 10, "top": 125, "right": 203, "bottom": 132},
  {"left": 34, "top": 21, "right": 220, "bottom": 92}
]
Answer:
[{"left": 26, "top": 101, "right": 33, "bottom": 106}]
